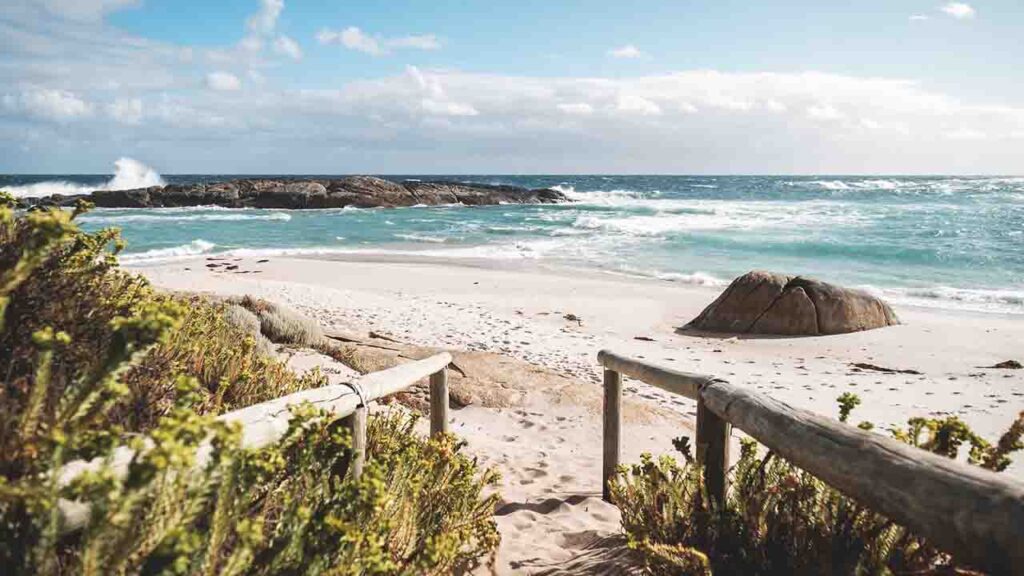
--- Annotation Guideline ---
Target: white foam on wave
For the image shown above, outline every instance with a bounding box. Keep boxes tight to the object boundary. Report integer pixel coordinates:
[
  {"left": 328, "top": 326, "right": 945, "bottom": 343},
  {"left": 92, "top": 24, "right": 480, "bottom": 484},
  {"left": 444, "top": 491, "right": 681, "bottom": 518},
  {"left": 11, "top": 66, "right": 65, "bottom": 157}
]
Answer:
[
  {"left": 553, "top": 185, "right": 649, "bottom": 207},
  {"left": 787, "top": 179, "right": 926, "bottom": 192},
  {"left": 654, "top": 271, "right": 728, "bottom": 286},
  {"left": 80, "top": 210, "right": 292, "bottom": 224},
  {"left": 393, "top": 233, "right": 448, "bottom": 244},
  {"left": 211, "top": 236, "right": 589, "bottom": 263},
  {"left": 860, "top": 284, "right": 1024, "bottom": 315},
  {"left": 568, "top": 200, "right": 864, "bottom": 236},
  {"left": 6, "top": 157, "right": 165, "bottom": 198},
  {"left": 119, "top": 239, "right": 216, "bottom": 264}
]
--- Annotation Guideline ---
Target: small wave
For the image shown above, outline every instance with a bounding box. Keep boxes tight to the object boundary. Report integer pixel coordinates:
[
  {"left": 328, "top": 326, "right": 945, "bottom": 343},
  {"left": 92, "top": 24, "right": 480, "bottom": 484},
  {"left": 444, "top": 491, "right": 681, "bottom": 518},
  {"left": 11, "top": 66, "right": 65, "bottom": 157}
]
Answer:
[
  {"left": 219, "top": 238, "right": 579, "bottom": 262},
  {"left": 393, "top": 233, "right": 448, "bottom": 244},
  {"left": 572, "top": 211, "right": 765, "bottom": 235},
  {"left": 80, "top": 211, "right": 292, "bottom": 224},
  {"left": 6, "top": 157, "right": 165, "bottom": 198},
  {"left": 654, "top": 271, "right": 728, "bottom": 286},
  {"left": 861, "top": 284, "right": 1024, "bottom": 315},
  {"left": 120, "top": 239, "right": 216, "bottom": 264},
  {"left": 554, "top": 185, "right": 647, "bottom": 207}
]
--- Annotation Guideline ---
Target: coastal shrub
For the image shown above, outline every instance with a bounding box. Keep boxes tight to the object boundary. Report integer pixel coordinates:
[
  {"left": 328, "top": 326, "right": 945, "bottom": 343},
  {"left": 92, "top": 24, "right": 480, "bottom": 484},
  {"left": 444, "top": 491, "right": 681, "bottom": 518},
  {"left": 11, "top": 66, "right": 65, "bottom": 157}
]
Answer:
[
  {"left": 221, "top": 303, "right": 275, "bottom": 355},
  {"left": 611, "top": 396, "right": 1024, "bottom": 575},
  {"left": 0, "top": 202, "right": 500, "bottom": 574},
  {"left": 228, "top": 295, "right": 324, "bottom": 348}
]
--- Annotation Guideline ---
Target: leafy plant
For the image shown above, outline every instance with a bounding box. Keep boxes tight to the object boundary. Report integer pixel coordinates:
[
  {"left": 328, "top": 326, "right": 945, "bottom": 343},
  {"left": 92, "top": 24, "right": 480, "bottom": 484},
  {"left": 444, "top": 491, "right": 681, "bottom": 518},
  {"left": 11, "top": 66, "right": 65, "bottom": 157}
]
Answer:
[
  {"left": 0, "top": 204, "right": 499, "bottom": 574},
  {"left": 612, "top": 394, "right": 1024, "bottom": 575}
]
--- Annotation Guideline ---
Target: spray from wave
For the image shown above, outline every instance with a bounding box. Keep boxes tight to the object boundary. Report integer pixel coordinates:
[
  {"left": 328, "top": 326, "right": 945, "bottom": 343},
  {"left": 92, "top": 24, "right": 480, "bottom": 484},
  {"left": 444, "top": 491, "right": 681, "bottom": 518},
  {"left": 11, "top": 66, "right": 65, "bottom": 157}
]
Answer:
[
  {"left": 119, "top": 239, "right": 216, "bottom": 264},
  {"left": 5, "top": 157, "right": 165, "bottom": 198}
]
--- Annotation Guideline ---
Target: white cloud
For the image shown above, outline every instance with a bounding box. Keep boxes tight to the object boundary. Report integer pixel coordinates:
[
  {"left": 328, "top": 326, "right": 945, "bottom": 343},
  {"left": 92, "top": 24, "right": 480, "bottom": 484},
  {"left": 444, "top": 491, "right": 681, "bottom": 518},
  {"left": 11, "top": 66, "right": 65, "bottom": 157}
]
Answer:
[
  {"left": 909, "top": 14, "right": 930, "bottom": 21},
  {"left": 206, "top": 71, "right": 242, "bottom": 91},
  {"left": 317, "top": 27, "right": 443, "bottom": 56},
  {"left": 421, "top": 99, "right": 478, "bottom": 117},
  {"left": 4, "top": 88, "right": 93, "bottom": 121},
  {"left": 616, "top": 93, "right": 661, "bottom": 115},
  {"left": 39, "top": 0, "right": 139, "bottom": 21},
  {"left": 247, "top": 0, "right": 284, "bottom": 34},
  {"left": 338, "top": 27, "right": 381, "bottom": 55},
  {"left": 945, "top": 128, "right": 986, "bottom": 140},
  {"left": 609, "top": 44, "right": 643, "bottom": 59},
  {"left": 387, "top": 34, "right": 442, "bottom": 51},
  {"left": 273, "top": 35, "right": 302, "bottom": 60},
  {"left": 940, "top": 2, "right": 975, "bottom": 19},
  {"left": 107, "top": 97, "right": 143, "bottom": 124},
  {"left": 557, "top": 102, "right": 595, "bottom": 115},
  {"left": 239, "top": 36, "right": 263, "bottom": 54},
  {"left": 806, "top": 104, "right": 844, "bottom": 121}
]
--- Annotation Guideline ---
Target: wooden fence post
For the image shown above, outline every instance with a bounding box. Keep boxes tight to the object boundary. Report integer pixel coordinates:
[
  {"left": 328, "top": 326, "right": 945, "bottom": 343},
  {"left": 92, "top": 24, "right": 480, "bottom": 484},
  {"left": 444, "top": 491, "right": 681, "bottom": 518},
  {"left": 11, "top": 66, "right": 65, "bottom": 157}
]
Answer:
[
  {"left": 429, "top": 368, "right": 449, "bottom": 437},
  {"left": 345, "top": 405, "right": 368, "bottom": 480},
  {"left": 696, "top": 395, "right": 730, "bottom": 505},
  {"left": 603, "top": 368, "right": 622, "bottom": 502}
]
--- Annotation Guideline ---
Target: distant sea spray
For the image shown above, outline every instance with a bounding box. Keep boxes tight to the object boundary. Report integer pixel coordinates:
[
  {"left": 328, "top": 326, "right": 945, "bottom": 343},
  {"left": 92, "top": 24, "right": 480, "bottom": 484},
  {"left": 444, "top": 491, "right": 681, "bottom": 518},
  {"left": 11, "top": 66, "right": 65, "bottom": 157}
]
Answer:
[
  {"left": 2, "top": 167, "right": 1021, "bottom": 315},
  {"left": 4, "top": 158, "right": 165, "bottom": 198}
]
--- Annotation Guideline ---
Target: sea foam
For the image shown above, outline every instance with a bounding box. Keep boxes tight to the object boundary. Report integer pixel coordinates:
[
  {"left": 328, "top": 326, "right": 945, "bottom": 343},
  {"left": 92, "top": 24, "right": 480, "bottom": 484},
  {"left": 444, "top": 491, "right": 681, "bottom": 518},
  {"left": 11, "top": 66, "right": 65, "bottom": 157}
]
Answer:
[
  {"left": 119, "top": 239, "right": 216, "bottom": 264},
  {"left": 6, "top": 157, "right": 164, "bottom": 198}
]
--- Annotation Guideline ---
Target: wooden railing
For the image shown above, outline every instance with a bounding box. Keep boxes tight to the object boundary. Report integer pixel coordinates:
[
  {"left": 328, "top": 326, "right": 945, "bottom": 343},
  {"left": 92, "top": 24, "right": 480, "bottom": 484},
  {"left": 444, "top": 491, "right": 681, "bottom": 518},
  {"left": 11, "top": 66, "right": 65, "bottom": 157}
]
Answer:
[
  {"left": 58, "top": 352, "right": 452, "bottom": 534},
  {"left": 598, "top": 349, "right": 1024, "bottom": 575}
]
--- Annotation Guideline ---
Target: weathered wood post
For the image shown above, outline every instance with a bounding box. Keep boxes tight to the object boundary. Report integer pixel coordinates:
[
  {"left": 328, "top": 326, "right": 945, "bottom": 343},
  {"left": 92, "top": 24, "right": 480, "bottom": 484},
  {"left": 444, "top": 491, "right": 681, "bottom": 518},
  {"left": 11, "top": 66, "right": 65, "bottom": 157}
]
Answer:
[
  {"left": 696, "top": 389, "right": 730, "bottom": 505},
  {"left": 429, "top": 367, "right": 449, "bottom": 437},
  {"left": 602, "top": 368, "right": 622, "bottom": 502},
  {"left": 345, "top": 405, "right": 368, "bottom": 479}
]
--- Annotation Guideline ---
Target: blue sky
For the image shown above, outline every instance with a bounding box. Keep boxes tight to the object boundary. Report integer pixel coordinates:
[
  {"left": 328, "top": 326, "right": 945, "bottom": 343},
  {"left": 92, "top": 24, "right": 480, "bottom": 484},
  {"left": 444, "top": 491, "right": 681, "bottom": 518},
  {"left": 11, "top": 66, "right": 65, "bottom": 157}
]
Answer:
[{"left": 1, "top": 0, "right": 1022, "bottom": 173}]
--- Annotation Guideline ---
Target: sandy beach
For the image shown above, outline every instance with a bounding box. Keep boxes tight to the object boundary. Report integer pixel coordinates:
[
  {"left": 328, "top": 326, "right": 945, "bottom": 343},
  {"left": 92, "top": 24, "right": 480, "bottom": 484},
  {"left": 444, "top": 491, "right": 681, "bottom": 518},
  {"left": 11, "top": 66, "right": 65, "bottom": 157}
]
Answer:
[{"left": 134, "top": 255, "right": 1024, "bottom": 574}]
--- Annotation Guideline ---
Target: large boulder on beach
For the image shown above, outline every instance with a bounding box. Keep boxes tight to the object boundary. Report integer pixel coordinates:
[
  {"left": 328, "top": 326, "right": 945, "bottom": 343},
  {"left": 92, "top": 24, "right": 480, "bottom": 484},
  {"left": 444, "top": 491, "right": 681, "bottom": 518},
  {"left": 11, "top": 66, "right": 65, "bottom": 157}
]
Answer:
[{"left": 685, "top": 271, "right": 899, "bottom": 336}]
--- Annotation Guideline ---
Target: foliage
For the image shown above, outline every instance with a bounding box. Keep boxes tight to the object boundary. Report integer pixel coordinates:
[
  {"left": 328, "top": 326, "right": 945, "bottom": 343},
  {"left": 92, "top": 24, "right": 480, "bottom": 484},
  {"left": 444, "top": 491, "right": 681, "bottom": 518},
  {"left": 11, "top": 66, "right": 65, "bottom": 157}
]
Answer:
[
  {"left": 0, "top": 205, "right": 499, "bottom": 574},
  {"left": 227, "top": 296, "right": 325, "bottom": 348},
  {"left": 612, "top": 394, "right": 1024, "bottom": 576}
]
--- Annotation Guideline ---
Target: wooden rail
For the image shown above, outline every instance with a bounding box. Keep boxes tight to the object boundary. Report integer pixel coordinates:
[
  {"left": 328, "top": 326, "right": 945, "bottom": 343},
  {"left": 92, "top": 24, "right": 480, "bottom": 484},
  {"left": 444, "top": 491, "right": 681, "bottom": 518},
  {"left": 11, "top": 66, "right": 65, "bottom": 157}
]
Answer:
[
  {"left": 598, "top": 349, "right": 1024, "bottom": 575},
  {"left": 57, "top": 352, "right": 453, "bottom": 534}
]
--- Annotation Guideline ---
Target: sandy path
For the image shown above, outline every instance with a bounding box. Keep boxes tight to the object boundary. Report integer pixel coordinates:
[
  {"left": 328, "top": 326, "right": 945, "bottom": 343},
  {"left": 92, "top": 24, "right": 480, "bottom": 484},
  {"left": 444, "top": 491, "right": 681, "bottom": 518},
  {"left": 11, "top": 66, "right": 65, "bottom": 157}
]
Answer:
[{"left": 136, "top": 255, "right": 1024, "bottom": 573}]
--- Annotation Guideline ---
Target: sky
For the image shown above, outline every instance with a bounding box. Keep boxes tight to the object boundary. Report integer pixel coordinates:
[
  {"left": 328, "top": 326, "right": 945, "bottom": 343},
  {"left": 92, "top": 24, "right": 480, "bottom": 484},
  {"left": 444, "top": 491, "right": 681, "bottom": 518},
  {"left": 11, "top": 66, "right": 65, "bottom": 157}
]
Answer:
[{"left": 1, "top": 0, "right": 1022, "bottom": 174}]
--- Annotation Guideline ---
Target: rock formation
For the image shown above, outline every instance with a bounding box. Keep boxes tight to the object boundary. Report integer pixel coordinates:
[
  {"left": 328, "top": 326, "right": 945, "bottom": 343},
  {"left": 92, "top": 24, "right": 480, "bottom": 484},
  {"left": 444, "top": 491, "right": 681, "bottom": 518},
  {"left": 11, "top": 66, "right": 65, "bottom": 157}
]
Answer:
[
  {"left": 17, "top": 176, "right": 568, "bottom": 210},
  {"left": 685, "top": 270, "right": 899, "bottom": 336}
]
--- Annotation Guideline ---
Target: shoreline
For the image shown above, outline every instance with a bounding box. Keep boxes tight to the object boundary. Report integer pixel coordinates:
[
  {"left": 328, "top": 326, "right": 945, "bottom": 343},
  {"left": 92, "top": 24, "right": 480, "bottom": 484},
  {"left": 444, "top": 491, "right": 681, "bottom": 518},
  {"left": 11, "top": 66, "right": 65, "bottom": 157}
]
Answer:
[
  {"left": 133, "top": 253, "right": 1024, "bottom": 571},
  {"left": 132, "top": 254, "right": 1024, "bottom": 447},
  {"left": 128, "top": 249, "right": 1024, "bottom": 320}
]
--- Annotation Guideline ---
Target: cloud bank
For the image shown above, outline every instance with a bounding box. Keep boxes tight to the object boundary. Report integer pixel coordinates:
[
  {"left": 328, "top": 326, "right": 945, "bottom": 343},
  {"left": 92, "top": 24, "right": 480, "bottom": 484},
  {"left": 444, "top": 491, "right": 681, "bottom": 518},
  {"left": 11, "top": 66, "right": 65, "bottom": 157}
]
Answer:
[{"left": 0, "top": 0, "right": 1020, "bottom": 174}]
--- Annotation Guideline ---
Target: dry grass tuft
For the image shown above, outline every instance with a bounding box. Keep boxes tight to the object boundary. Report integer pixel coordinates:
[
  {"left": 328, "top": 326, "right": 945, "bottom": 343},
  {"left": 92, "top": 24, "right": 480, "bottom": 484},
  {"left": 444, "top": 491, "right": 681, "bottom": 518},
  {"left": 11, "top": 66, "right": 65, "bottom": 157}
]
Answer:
[{"left": 228, "top": 295, "right": 324, "bottom": 347}]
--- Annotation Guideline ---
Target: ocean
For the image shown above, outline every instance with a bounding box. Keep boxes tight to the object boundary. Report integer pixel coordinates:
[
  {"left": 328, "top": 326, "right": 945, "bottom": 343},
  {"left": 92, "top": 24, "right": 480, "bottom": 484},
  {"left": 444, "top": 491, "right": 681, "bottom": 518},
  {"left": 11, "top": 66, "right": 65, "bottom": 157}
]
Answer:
[{"left": 3, "top": 161, "right": 1022, "bottom": 315}]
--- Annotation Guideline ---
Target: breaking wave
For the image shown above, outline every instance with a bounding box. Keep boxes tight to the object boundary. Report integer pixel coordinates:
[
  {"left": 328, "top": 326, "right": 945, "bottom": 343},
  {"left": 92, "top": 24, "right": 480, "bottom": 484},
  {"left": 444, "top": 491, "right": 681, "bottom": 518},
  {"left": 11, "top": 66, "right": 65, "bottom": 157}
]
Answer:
[
  {"left": 6, "top": 157, "right": 164, "bottom": 198},
  {"left": 80, "top": 210, "right": 291, "bottom": 224},
  {"left": 119, "top": 240, "right": 216, "bottom": 264}
]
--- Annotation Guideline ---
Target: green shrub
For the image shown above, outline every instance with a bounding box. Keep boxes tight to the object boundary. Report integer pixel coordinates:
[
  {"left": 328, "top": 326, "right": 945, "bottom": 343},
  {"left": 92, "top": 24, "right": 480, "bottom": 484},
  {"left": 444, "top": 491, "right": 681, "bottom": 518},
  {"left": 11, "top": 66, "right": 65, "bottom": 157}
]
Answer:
[
  {"left": 0, "top": 203, "right": 499, "bottom": 574},
  {"left": 612, "top": 398, "right": 1024, "bottom": 575}
]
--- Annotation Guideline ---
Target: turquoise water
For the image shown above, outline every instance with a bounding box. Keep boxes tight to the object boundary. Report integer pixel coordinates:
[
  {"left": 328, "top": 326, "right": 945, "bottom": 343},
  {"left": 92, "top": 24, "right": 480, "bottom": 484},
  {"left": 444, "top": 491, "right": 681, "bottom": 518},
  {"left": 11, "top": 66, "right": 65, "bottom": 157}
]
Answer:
[{"left": 4, "top": 173, "right": 1023, "bottom": 314}]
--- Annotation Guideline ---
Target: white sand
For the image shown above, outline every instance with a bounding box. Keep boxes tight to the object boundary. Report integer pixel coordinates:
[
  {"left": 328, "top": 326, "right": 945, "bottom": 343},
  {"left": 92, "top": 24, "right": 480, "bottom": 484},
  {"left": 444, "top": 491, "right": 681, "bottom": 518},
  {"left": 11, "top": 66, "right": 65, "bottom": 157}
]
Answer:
[{"left": 134, "top": 255, "right": 1024, "bottom": 574}]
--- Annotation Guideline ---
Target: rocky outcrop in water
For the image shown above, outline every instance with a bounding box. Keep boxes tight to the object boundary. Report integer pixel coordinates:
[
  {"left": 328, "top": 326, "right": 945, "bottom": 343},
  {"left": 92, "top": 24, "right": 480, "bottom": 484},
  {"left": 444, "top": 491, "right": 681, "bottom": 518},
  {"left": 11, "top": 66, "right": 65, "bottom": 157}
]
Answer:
[
  {"left": 685, "top": 270, "right": 900, "bottom": 336},
  {"left": 17, "top": 176, "right": 568, "bottom": 209}
]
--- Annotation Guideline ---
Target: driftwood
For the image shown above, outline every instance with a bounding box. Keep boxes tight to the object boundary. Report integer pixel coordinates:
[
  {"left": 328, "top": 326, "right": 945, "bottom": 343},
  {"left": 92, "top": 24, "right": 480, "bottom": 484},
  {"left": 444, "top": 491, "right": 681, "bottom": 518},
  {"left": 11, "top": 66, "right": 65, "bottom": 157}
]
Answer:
[
  {"left": 598, "top": 349, "right": 1024, "bottom": 575},
  {"left": 849, "top": 362, "right": 922, "bottom": 375}
]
